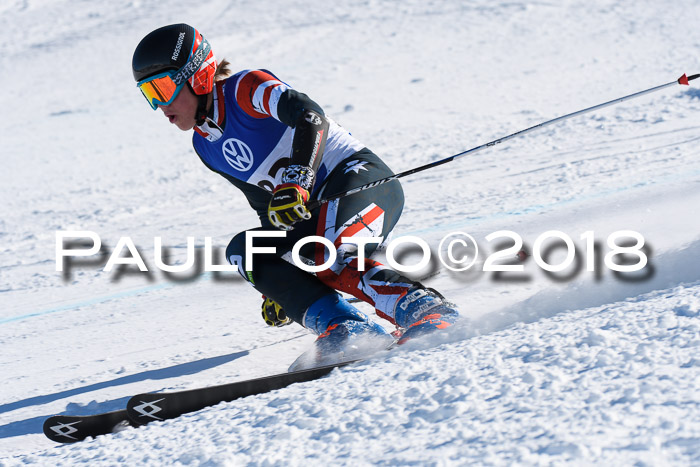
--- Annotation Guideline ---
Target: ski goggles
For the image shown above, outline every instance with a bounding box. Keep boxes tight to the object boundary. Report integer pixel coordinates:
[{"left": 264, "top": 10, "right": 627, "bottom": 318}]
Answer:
[
  {"left": 137, "top": 72, "right": 185, "bottom": 110},
  {"left": 136, "top": 38, "right": 212, "bottom": 110}
]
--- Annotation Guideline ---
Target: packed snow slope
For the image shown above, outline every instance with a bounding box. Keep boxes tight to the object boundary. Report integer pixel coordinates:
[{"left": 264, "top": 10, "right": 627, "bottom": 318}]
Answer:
[{"left": 1, "top": 0, "right": 699, "bottom": 465}]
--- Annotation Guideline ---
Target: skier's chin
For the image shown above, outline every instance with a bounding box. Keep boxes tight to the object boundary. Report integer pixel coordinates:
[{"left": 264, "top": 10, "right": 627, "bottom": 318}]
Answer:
[{"left": 173, "top": 117, "right": 195, "bottom": 131}]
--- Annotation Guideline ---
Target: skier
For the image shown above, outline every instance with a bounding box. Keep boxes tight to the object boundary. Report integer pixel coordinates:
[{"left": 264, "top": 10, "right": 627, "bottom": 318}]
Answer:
[{"left": 131, "top": 24, "right": 459, "bottom": 363}]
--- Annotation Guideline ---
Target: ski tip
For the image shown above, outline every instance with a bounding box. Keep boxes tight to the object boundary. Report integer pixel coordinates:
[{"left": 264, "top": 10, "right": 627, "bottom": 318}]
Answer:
[{"left": 678, "top": 73, "right": 699, "bottom": 85}]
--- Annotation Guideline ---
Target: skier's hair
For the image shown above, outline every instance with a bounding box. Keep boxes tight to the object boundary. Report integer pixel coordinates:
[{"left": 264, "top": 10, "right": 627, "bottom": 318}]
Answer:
[{"left": 214, "top": 59, "right": 232, "bottom": 81}]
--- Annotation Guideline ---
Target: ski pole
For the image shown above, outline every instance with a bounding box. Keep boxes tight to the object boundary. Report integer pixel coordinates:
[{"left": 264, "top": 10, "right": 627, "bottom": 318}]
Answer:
[{"left": 309, "top": 73, "right": 698, "bottom": 211}]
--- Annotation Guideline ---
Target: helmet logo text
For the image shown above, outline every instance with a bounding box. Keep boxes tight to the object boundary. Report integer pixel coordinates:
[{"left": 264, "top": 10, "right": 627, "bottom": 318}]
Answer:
[{"left": 172, "top": 32, "right": 186, "bottom": 61}]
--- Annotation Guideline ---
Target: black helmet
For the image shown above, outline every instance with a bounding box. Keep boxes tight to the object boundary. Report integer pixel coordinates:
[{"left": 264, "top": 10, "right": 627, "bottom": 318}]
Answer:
[{"left": 132, "top": 23, "right": 217, "bottom": 96}]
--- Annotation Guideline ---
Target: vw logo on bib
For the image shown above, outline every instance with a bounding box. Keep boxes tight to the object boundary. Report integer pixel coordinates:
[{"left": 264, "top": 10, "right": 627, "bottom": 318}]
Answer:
[{"left": 222, "top": 138, "right": 254, "bottom": 172}]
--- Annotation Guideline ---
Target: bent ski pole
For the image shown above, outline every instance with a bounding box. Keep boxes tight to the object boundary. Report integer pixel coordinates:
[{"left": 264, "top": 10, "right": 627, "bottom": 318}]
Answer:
[{"left": 308, "top": 73, "right": 698, "bottom": 211}]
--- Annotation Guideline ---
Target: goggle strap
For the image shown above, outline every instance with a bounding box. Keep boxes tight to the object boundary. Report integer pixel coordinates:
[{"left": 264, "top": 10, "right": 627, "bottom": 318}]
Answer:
[{"left": 171, "top": 39, "right": 211, "bottom": 86}]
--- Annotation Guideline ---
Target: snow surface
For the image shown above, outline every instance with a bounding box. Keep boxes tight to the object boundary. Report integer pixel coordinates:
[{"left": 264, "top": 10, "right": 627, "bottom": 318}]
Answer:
[{"left": 1, "top": 0, "right": 699, "bottom": 465}]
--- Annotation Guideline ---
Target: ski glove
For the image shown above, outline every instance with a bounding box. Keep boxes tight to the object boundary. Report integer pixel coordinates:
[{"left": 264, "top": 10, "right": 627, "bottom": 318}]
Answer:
[
  {"left": 268, "top": 183, "right": 311, "bottom": 230},
  {"left": 261, "top": 295, "right": 292, "bottom": 327}
]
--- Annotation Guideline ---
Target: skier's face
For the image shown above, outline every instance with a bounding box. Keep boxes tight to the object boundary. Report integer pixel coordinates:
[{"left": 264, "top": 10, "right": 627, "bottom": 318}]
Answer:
[{"left": 158, "top": 85, "right": 199, "bottom": 131}]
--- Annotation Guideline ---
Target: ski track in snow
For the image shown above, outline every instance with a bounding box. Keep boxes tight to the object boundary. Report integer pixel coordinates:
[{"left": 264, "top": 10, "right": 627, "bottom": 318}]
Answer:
[{"left": 1, "top": 0, "right": 699, "bottom": 465}]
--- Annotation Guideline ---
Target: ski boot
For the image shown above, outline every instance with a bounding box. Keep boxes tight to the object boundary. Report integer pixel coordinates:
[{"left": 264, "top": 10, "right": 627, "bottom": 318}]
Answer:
[
  {"left": 289, "top": 293, "right": 394, "bottom": 371},
  {"left": 394, "top": 287, "right": 459, "bottom": 345}
]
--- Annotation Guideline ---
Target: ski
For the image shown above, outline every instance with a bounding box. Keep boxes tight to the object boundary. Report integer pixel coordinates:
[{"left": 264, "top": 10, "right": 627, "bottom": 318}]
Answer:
[
  {"left": 43, "top": 360, "right": 359, "bottom": 443},
  {"left": 125, "top": 359, "right": 360, "bottom": 425},
  {"left": 42, "top": 409, "right": 134, "bottom": 443}
]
